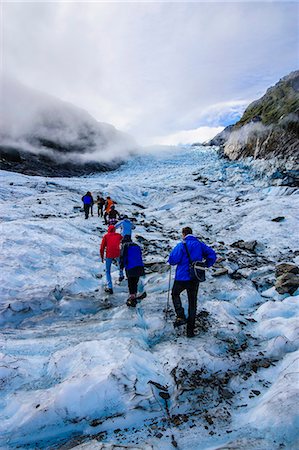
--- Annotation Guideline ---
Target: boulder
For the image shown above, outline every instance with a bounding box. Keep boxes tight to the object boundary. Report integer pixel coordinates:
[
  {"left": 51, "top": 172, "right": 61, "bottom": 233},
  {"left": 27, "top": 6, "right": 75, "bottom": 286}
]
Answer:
[
  {"left": 275, "top": 272, "right": 299, "bottom": 295},
  {"left": 275, "top": 263, "right": 299, "bottom": 278},
  {"left": 231, "top": 240, "right": 257, "bottom": 252}
]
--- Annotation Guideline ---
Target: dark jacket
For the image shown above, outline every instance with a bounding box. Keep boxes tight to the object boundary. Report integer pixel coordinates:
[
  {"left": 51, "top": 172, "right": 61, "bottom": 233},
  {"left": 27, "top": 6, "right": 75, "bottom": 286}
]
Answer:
[
  {"left": 168, "top": 235, "right": 216, "bottom": 281},
  {"left": 97, "top": 197, "right": 105, "bottom": 206},
  {"left": 108, "top": 209, "right": 120, "bottom": 220},
  {"left": 120, "top": 242, "right": 145, "bottom": 277}
]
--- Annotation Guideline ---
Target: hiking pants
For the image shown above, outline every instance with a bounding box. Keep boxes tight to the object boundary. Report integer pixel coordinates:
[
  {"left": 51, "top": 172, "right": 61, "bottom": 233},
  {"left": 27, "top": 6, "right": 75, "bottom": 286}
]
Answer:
[
  {"left": 105, "top": 257, "right": 124, "bottom": 289},
  {"left": 98, "top": 205, "right": 104, "bottom": 217},
  {"left": 84, "top": 204, "right": 90, "bottom": 219},
  {"left": 128, "top": 276, "right": 139, "bottom": 295},
  {"left": 172, "top": 280, "right": 200, "bottom": 333}
]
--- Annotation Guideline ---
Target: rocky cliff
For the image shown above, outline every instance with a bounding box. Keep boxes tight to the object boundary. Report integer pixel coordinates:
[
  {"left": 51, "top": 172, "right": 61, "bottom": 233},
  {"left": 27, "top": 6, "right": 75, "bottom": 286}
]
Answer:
[
  {"left": 0, "top": 79, "right": 136, "bottom": 176},
  {"left": 210, "top": 71, "right": 299, "bottom": 172}
]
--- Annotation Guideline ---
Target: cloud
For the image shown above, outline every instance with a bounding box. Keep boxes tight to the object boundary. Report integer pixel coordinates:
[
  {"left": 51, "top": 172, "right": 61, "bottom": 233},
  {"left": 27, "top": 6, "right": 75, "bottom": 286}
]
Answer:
[
  {"left": 2, "top": 2, "right": 298, "bottom": 144},
  {"left": 0, "top": 77, "right": 136, "bottom": 164},
  {"left": 151, "top": 126, "right": 224, "bottom": 145}
]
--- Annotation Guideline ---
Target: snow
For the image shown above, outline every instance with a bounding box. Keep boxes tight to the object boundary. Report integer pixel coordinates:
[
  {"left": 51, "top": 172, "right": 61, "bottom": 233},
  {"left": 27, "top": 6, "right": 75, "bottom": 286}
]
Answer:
[{"left": 0, "top": 145, "right": 298, "bottom": 449}]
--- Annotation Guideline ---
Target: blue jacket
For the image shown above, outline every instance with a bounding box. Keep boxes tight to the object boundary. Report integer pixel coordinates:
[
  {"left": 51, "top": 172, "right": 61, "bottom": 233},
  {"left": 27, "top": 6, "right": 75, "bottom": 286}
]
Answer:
[
  {"left": 115, "top": 219, "right": 135, "bottom": 236},
  {"left": 82, "top": 194, "right": 93, "bottom": 205},
  {"left": 168, "top": 235, "right": 217, "bottom": 281},
  {"left": 120, "top": 242, "right": 145, "bottom": 277}
]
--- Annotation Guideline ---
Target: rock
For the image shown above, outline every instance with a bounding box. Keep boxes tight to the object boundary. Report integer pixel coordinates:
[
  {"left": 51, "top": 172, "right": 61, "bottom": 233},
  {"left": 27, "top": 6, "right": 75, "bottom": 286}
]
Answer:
[
  {"left": 231, "top": 240, "right": 257, "bottom": 252},
  {"left": 135, "top": 235, "right": 150, "bottom": 244},
  {"left": 132, "top": 202, "right": 146, "bottom": 209},
  {"left": 221, "top": 388, "right": 234, "bottom": 399},
  {"left": 252, "top": 390, "right": 261, "bottom": 396},
  {"left": 194, "top": 175, "right": 209, "bottom": 184},
  {"left": 275, "top": 272, "right": 299, "bottom": 295},
  {"left": 205, "top": 415, "right": 214, "bottom": 425},
  {"left": 159, "top": 392, "right": 170, "bottom": 400},
  {"left": 212, "top": 268, "right": 229, "bottom": 277},
  {"left": 148, "top": 380, "right": 168, "bottom": 391},
  {"left": 271, "top": 216, "right": 285, "bottom": 222},
  {"left": 275, "top": 262, "right": 299, "bottom": 278},
  {"left": 144, "top": 263, "right": 168, "bottom": 274},
  {"left": 228, "top": 271, "right": 243, "bottom": 280}
]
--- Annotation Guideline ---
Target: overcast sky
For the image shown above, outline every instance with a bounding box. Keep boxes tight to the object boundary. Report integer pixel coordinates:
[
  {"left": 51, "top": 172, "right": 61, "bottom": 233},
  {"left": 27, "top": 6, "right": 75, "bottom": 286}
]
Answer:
[{"left": 1, "top": 1, "right": 298, "bottom": 145}]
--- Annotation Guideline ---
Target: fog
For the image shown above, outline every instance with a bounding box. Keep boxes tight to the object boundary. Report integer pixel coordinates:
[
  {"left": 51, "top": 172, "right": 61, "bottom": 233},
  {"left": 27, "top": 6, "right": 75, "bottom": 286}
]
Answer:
[{"left": 1, "top": 78, "right": 136, "bottom": 164}]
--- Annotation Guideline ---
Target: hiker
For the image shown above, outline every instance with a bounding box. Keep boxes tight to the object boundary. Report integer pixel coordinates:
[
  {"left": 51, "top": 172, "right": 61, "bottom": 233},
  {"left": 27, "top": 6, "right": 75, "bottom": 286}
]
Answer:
[
  {"left": 115, "top": 215, "right": 136, "bottom": 242},
  {"left": 107, "top": 205, "right": 120, "bottom": 226},
  {"left": 104, "top": 196, "right": 116, "bottom": 224},
  {"left": 96, "top": 195, "right": 105, "bottom": 217},
  {"left": 81, "top": 191, "right": 94, "bottom": 219},
  {"left": 168, "top": 226, "right": 217, "bottom": 338},
  {"left": 120, "top": 237, "right": 146, "bottom": 307},
  {"left": 100, "top": 225, "right": 124, "bottom": 294}
]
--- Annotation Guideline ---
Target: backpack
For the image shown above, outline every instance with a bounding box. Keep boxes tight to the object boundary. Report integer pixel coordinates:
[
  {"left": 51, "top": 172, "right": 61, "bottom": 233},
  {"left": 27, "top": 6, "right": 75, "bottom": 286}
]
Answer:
[{"left": 183, "top": 241, "right": 206, "bottom": 282}]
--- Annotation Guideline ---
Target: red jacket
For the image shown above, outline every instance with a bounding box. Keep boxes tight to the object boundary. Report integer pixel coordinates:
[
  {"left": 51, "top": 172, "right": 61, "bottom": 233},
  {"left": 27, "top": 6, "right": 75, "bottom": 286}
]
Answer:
[{"left": 100, "top": 225, "right": 122, "bottom": 259}]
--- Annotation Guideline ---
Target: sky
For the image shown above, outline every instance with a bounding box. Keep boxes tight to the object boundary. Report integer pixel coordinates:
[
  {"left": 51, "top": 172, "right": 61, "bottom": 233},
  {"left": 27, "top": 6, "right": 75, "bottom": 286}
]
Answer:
[{"left": 1, "top": 1, "right": 298, "bottom": 145}]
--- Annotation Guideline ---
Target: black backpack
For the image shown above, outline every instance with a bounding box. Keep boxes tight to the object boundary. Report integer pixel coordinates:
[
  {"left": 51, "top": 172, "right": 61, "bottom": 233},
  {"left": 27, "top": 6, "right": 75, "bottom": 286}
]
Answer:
[{"left": 183, "top": 241, "right": 206, "bottom": 282}]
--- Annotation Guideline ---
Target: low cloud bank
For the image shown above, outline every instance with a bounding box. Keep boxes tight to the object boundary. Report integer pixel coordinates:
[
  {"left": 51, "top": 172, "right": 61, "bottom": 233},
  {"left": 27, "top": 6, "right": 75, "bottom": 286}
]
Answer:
[{"left": 0, "top": 77, "right": 137, "bottom": 167}]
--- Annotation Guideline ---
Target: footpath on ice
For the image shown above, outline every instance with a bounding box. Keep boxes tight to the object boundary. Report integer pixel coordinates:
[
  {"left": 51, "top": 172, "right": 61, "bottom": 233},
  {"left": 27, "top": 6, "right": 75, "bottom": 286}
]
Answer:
[{"left": 0, "top": 146, "right": 298, "bottom": 450}]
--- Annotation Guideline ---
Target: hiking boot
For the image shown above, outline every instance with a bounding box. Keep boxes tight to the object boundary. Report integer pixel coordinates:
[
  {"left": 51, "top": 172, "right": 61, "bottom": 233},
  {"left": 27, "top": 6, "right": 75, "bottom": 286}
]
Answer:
[
  {"left": 187, "top": 330, "right": 195, "bottom": 338},
  {"left": 173, "top": 317, "right": 187, "bottom": 328},
  {"left": 104, "top": 287, "right": 113, "bottom": 294},
  {"left": 126, "top": 295, "right": 137, "bottom": 307},
  {"left": 119, "top": 276, "right": 125, "bottom": 282}
]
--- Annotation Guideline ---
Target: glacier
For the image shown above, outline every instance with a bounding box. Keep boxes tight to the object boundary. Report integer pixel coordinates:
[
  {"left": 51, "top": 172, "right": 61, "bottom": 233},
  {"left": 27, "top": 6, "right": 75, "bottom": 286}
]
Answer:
[{"left": 0, "top": 145, "right": 298, "bottom": 449}]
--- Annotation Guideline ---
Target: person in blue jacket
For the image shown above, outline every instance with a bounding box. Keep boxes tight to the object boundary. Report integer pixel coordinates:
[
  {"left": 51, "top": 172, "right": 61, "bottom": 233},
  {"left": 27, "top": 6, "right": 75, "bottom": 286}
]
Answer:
[
  {"left": 120, "top": 237, "right": 146, "bottom": 307},
  {"left": 115, "top": 216, "right": 136, "bottom": 242},
  {"left": 168, "top": 226, "right": 217, "bottom": 337},
  {"left": 81, "top": 192, "right": 94, "bottom": 219}
]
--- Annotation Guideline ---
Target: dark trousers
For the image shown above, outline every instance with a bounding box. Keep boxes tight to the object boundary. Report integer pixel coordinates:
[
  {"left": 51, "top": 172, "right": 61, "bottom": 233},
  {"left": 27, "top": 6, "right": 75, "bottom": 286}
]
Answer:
[
  {"left": 128, "top": 276, "right": 139, "bottom": 295},
  {"left": 84, "top": 204, "right": 90, "bottom": 219},
  {"left": 98, "top": 205, "right": 103, "bottom": 217},
  {"left": 172, "top": 280, "right": 199, "bottom": 333}
]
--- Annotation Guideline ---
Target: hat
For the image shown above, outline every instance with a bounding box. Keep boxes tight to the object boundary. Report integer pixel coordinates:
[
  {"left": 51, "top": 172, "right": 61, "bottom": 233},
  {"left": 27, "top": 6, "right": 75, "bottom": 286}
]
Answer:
[{"left": 108, "top": 225, "right": 115, "bottom": 232}]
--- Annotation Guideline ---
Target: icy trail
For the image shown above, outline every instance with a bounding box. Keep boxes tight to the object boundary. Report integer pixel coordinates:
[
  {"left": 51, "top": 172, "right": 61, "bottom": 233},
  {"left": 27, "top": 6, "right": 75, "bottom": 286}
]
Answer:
[{"left": 0, "top": 146, "right": 298, "bottom": 450}]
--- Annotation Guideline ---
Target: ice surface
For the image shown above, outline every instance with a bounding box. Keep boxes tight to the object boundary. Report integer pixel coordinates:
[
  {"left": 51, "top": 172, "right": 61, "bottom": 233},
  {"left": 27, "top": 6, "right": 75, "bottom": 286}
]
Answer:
[{"left": 0, "top": 146, "right": 298, "bottom": 449}]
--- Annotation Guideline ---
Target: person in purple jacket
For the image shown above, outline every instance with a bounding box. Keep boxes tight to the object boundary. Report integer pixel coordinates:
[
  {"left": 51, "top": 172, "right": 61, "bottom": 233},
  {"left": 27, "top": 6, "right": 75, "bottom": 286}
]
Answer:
[{"left": 168, "top": 226, "right": 217, "bottom": 337}]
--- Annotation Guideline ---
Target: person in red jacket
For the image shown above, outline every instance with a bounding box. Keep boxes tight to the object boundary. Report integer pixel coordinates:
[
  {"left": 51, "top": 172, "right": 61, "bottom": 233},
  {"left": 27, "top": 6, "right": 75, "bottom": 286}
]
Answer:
[{"left": 100, "top": 225, "right": 124, "bottom": 294}]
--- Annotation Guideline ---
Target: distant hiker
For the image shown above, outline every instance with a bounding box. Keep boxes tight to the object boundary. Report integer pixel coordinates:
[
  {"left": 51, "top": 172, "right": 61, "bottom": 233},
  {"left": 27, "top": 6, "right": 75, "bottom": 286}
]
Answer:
[
  {"left": 115, "top": 215, "right": 136, "bottom": 241},
  {"left": 81, "top": 191, "right": 94, "bottom": 219},
  {"left": 96, "top": 195, "right": 105, "bottom": 217},
  {"left": 104, "top": 196, "right": 116, "bottom": 224},
  {"left": 107, "top": 205, "right": 120, "bottom": 226},
  {"left": 168, "top": 226, "right": 217, "bottom": 337},
  {"left": 100, "top": 225, "right": 123, "bottom": 294},
  {"left": 120, "top": 237, "right": 146, "bottom": 307}
]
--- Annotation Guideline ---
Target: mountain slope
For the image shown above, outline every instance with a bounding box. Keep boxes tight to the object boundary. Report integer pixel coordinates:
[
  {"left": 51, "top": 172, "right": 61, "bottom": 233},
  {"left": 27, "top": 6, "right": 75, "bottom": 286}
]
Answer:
[{"left": 210, "top": 71, "right": 299, "bottom": 167}]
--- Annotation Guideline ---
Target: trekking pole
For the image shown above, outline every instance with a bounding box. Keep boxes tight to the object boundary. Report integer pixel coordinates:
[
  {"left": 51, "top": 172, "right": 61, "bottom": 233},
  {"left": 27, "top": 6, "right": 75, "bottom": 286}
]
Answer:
[{"left": 165, "top": 265, "right": 172, "bottom": 321}]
